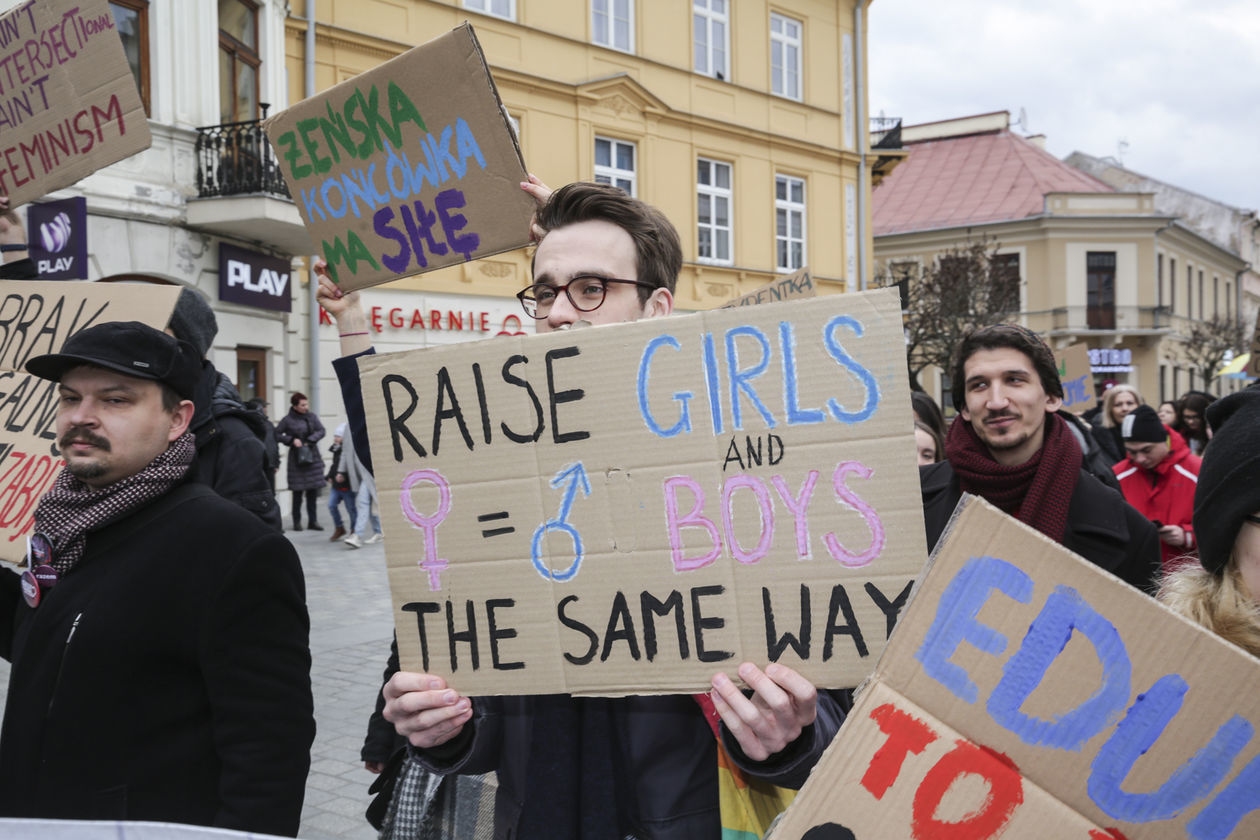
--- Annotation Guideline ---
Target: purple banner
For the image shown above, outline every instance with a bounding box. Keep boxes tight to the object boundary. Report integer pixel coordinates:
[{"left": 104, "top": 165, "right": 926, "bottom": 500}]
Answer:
[
  {"left": 28, "top": 197, "right": 88, "bottom": 281},
  {"left": 218, "top": 243, "right": 292, "bottom": 313}
]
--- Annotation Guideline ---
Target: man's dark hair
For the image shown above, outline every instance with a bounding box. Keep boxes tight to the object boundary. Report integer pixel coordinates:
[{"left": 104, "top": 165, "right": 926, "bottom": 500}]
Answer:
[
  {"left": 951, "top": 323, "right": 1063, "bottom": 410},
  {"left": 533, "top": 182, "right": 682, "bottom": 300},
  {"left": 159, "top": 382, "right": 182, "bottom": 414}
]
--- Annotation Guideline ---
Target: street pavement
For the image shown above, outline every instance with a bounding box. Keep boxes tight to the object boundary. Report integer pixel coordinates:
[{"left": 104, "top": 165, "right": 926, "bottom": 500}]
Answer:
[{"left": 0, "top": 518, "right": 397, "bottom": 840}]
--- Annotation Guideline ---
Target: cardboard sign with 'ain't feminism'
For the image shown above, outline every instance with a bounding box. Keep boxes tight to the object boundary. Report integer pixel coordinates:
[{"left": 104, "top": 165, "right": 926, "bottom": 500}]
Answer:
[
  {"left": 0, "top": 281, "right": 179, "bottom": 562},
  {"left": 0, "top": 0, "right": 152, "bottom": 205},
  {"left": 772, "top": 497, "right": 1260, "bottom": 840},
  {"left": 264, "top": 23, "right": 534, "bottom": 292},
  {"left": 359, "top": 288, "right": 928, "bottom": 696}
]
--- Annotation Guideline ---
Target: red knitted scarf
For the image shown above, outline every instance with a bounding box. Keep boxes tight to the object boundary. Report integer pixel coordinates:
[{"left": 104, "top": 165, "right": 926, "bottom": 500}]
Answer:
[{"left": 944, "top": 411, "right": 1081, "bottom": 542}]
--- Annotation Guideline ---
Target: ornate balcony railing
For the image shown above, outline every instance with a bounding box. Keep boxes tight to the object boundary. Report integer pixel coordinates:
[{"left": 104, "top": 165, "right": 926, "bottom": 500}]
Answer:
[
  {"left": 870, "top": 116, "right": 902, "bottom": 150},
  {"left": 194, "top": 107, "right": 290, "bottom": 200}
]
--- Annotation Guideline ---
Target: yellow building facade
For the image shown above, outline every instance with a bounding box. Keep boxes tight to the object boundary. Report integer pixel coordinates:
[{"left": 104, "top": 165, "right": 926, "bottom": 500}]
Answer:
[
  {"left": 283, "top": 0, "right": 892, "bottom": 313},
  {"left": 872, "top": 113, "right": 1248, "bottom": 408}
]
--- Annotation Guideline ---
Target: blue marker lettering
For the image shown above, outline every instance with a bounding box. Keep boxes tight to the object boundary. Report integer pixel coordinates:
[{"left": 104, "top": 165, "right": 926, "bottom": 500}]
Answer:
[
  {"left": 987, "top": 585, "right": 1131, "bottom": 750},
  {"left": 637, "top": 335, "right": 692, "bottom": 438},
  {"left": 914, "top": 555, "right": 1033, "bottom": 704},
  {"left": 1187, "top": 750, "right": 1260, "bottom": 840},
  {"left": 702, "top": 331, "right": 723, "bottom": 435},
  {"left": 823, "top": 315, "right": 880, "bottom": 423},
  {"left": 779, "top": 321, "right": 825, "bottom": 425},
  {"left": 1088, "top": 674, "right": 1253, "bottom": 822},
  {"left": 725, "top": 326, "right": 776, "bottom": 429}
]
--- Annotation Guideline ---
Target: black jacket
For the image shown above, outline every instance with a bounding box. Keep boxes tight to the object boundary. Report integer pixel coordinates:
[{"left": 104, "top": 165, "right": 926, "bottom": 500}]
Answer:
[
  {"left": 0, "top": 483, "right": 314, "bottom": 835},
  {"left": 920, "top": 460, "right": 1161, "bottom": 593},
  {"left": 190, "top": 362, "right": 282, "bottom": 531}
]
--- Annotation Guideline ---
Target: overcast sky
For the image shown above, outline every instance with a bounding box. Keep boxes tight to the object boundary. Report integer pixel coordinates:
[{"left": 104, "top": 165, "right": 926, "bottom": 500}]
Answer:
[{"left": 868, "top": 0, "right": 1260, "bottom": 212}]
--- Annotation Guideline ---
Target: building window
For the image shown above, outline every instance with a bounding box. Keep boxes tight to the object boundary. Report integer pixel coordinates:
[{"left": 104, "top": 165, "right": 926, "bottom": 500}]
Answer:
[
  {"left": 697, "top": 158, "right": 732, "bottom": 264},
  {"left": 464, "top": 0, "right": 515, "bottom": 20},
  {"left": 1198, "top": 270, "right": 1204, "bottom": 319},
  {"left": 1187, "top": 264, "right": 1193, "bottom": 319},
  {"left": 236, "top": 347, "right": 267, "bottom": 404},
  {"left": 1169, "top": 257, "right": 1176, "bottom": 313},
  {"left": 694, "top": 0, "right": 729, "bottom": 80},
  {"left": 1214, "top": 275, "right": 1219, "bottom": 317},
  {"left": 594, "top": 137, "right": 636, "bottom": 195},
  {"left": 219, "top": 0, "right": 260, "bottom": 123},
  {"left": 775, "top": 174, "right": 805, "bottom": 272},
  {"left": 110, "top": 0, "right": 149, "bottom": 115},
  {"left": 991, "top": 253, "right": 1020, "bottom": 312},
  {"left": 1225, "top": 280, "right": 1231, "bottom": 319},
  {"left": 1086, "top": 251, "right": 1116, "bottom": 330},
  {"left": 889, "top": 261, "right": 917, "bottom": 311},
  {"left": 1157, "top": 253, "right": 1163, "bottom": 309},
  {"left": 593, "top": 0, "right": 633, "bottom": 52},
  {"left": 770, "top": 12, "right": 801, "bottom": 100}
]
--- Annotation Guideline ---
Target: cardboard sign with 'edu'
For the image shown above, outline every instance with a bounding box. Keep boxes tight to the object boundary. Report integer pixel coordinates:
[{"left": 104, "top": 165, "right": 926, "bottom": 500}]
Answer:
[
  {"left": 0, "top": 280, "right": 179, "bottom": 562},
  {"left": 263, "top": 23, "right": 535, "bottom": 292},
  {"left": 0, "top": 0, "right": 152, "bottom": 206},
  {"left": 772, "top": 496, "right": 1260, "bottom": 840},
  {"left": 358, "top": 288, "right": 928, "bottom": 696},
  {"left": 1055, "top": 342, "right": 1097, "bottom": 413}
]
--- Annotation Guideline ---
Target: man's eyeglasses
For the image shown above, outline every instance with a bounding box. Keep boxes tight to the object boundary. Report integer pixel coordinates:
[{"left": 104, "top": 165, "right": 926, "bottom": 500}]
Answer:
[
  {"left": 1246, "top": 514, "right": 1260, "bottom": 526},
  {"left": 517, "top": 276, "right": 656, "bottom": 319}
]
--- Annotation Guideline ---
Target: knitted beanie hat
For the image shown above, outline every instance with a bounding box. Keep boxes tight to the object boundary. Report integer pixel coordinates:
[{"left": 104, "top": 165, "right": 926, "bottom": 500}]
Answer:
[
  {"left": 168, "top": 288, "right": 218, "bottom": 358},
  {"left": 1120, "top": 405, "right": 1166, "bottom": 443},
  {"left": 1192, "top": 384, "right": 1260, "bottom": 574}
]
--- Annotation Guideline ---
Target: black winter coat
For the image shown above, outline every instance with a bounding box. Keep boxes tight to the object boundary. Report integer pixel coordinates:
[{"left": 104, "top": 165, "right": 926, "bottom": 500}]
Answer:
[
  {"left": 276, "top": 408, "right": 327, "bottom": 491},
  {"left": 190, "top": 362, "right": 281, "bottom": 531},
  {"left": 0, "top": 483, "right": 314, "bottom": 835},
  {"left": 919, "top": 460, "right": 1161, "bottom": 593}
]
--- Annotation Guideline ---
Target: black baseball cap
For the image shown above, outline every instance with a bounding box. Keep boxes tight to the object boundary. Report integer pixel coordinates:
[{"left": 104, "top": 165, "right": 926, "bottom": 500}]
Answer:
[{"left": 25, "top": 321, "right": 201, "bottom": 400}]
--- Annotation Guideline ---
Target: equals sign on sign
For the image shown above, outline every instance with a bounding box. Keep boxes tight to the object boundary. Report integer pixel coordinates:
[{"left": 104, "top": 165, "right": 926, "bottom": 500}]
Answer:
[{"left": 478, "top": 511, "right": 514, "bottom": 538}]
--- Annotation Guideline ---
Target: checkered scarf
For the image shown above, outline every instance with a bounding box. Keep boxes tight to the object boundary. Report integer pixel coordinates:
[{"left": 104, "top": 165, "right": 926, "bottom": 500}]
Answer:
[{"left": 33, "top": 432, "right": 196, "bottom": 574}]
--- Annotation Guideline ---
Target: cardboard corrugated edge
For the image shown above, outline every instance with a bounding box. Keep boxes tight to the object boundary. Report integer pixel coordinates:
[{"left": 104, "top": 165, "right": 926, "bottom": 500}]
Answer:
[
  {"left": 719, "top": 267, "right": 815, "bottom": 309},
  {"left": 459, "top": 21, "right": 528, "bottom": 172}
]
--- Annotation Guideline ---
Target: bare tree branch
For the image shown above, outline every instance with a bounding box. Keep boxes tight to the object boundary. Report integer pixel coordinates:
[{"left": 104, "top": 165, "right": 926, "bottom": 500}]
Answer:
[{"left": 1181, "top": 315, "right": 1247, "bottom": 386}]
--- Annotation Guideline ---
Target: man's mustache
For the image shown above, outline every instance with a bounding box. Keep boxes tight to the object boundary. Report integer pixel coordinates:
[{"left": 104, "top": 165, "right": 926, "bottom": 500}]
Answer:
[{"left": 59, "top": 428, "right": 111, "bottom": 452}]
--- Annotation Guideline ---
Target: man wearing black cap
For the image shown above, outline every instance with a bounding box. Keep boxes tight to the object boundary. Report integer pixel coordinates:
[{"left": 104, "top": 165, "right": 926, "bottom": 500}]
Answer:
[
  {"left": 0, "top": 321, "right": 314, "bottom": 835},
  {"left": 168, "top": 288, "right": 282, "bottom": 531},
  {"left": 920, "top": 324, "right": 1160, "bottom": 591},
  {"left": 1114, "top": 403, "right": 1202, "bottom": 574}
]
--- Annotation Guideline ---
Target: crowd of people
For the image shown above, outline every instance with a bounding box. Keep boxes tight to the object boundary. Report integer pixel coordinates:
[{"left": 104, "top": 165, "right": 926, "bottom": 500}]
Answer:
[{"left": 0, "top": 179, "right": 1255, "bottom": 840}]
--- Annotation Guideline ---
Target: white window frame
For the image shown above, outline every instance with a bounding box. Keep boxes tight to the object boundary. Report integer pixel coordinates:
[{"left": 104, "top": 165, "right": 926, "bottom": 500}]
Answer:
[
  {"left": 775, "top": 174, "right": 806, "bottom": 272},
  {"left": 770, "top": 12, "right": 802, "bottom": 100},
  {"left": 694, "top": 0, "right": 730, "bottom": 81},
  {"left": 463, "top": 0, "right": 515, "bottom": 21},
  {"left": 594, "top": 136, "right": 637, "bottom": 196},
  {"left": 592, "top": 0, "right": 634, "bottom": 52},
  {"left": 697, "top": 158, "right": 733, "bottom": 265}
]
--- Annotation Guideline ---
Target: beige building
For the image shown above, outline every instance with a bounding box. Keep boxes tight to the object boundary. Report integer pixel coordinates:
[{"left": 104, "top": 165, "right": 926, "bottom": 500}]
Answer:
[
  {"left": 872, "top": 112, "right": 1248, "bottom": 408},
  {"left": 283, "top": 0, "right": 900, "bottom": 307}
]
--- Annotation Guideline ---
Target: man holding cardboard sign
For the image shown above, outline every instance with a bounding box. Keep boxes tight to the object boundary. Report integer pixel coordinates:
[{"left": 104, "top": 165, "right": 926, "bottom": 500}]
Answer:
[
  {"left": 319, "top": 182, "right": 847, "bottom": 839},
  {"left": 920, "top": 324, "right": 1160, "bottom": 591}
]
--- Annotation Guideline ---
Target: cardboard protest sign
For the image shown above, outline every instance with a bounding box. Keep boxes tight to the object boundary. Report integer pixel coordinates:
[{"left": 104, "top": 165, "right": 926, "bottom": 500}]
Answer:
[
  {"left": 359, "top": 288, "right": 927, "bottom": 696},
  {"left": 0, "top": 0, "right": 152, "bottom": 206},
  {"left": 263, "top": 23, "right": 534, "bottom": 292},
  {"left": 772, "top": 496, "right": 1260, "bottom": 840},
  {"left": 1055, "top": 342, "right": 1097, "bottom": 413},
  {"left": 720, "top": 267, "right": 815, "bottom": 308},
  {"left": 0, "top": 280, "right": 178, "bottom": 562}
]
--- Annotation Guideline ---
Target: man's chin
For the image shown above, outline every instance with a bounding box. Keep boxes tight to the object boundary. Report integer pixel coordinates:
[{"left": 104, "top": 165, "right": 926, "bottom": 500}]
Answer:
[{"left": 66, "top": 460, "right": 108, "bottom": 482}]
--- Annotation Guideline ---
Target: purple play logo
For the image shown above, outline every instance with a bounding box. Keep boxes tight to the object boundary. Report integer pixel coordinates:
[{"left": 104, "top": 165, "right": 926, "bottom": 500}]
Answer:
[{"left": 28, "top": 197, "right": 88, "bottom": 281}]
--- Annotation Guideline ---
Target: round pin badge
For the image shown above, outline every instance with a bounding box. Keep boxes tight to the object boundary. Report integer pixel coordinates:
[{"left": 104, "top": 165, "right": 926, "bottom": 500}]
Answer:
[
  {"left": 33, "top": 565, "right": 59, "bottom": 589},
  {"left": 30, "top": 533, "right": 52, "bottom": 566},
  {"left": 20, "top": 570, "right": 40, "bottom": 608}
]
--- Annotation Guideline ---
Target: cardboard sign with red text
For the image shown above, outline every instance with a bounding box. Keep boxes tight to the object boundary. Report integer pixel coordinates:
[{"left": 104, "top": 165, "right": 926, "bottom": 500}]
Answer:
[
  {"left": 0, "top": 281, "right": 178, "bottom": 562},
  {"left": 263, "top": 23, "right": 534, "bottom": 292},
  {"left": 1055, "top": 342, "right": 1097, "bottom": 413},
  {"left": 0, "top": 0, "right": 152, "bottom": 205},
  {"left": 772, "top": 497, "right": 1260, "bottom": 839},
  {"left": 359, "top": 288, "right": 927, "bottom": 695}
]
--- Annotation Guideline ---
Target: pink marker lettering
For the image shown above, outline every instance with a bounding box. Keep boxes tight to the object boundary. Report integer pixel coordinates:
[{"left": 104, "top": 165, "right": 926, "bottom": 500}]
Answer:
[
  {"left": 772, "top": 471, "right": 819, "bottom": 560},
  {"left": 663, "top": 475, "right": 721, "bottom": 571},
  {"left": 823, "top": 460, "right": 885, "bottom": 567},
  {"left": 399, "top": 468, "right": 452, "bottom": 590},
  {"left": 721, "top": 475, "right": 774, "bottom": 565}
]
